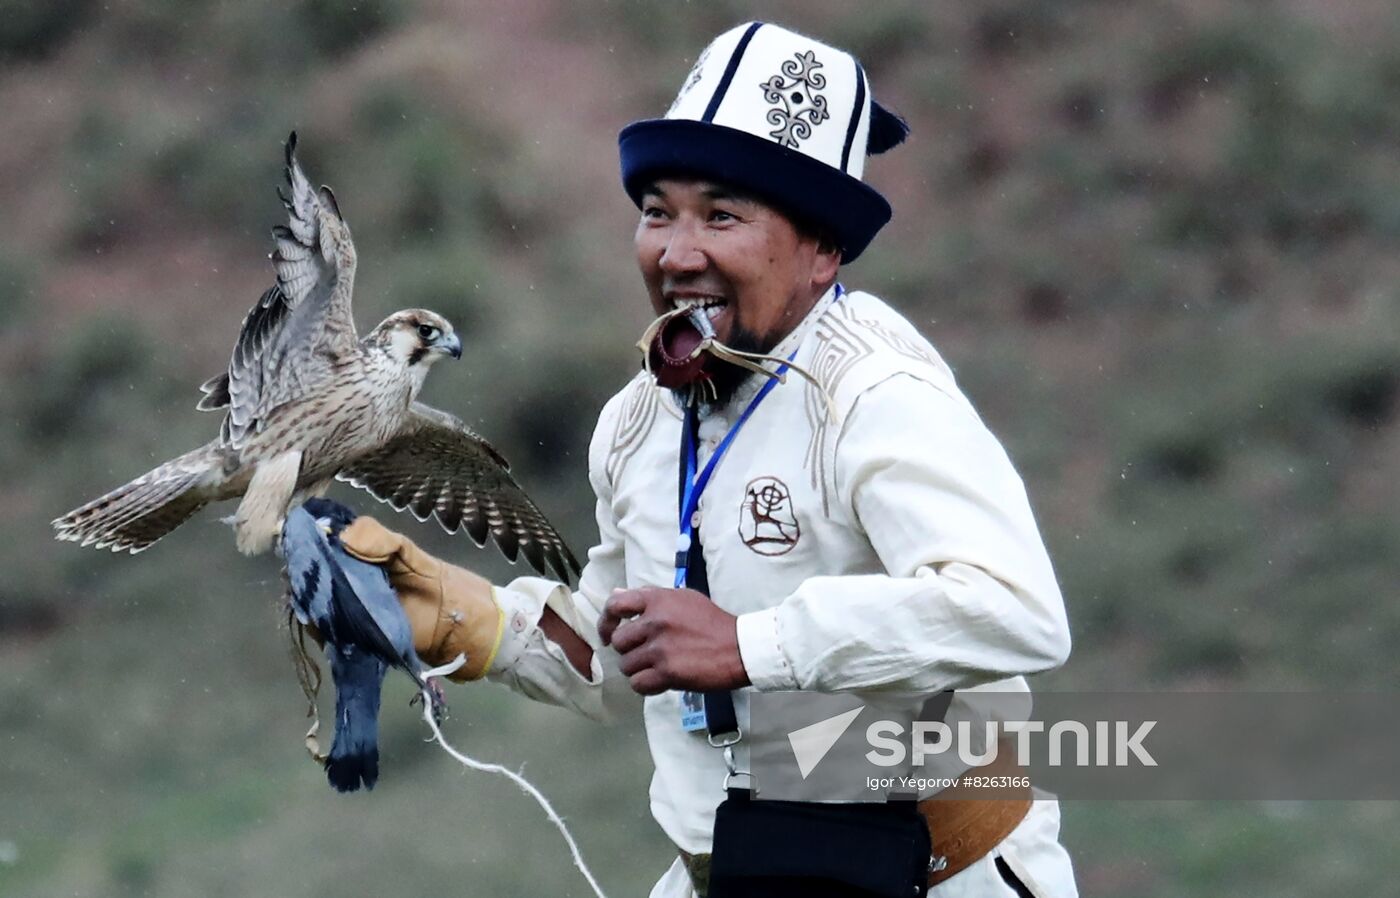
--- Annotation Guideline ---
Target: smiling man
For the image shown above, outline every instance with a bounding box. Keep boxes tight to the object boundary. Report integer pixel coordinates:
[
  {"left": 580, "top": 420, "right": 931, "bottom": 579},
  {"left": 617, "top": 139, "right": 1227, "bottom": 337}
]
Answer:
[
  {"left": 634, "top": 179, "right": 838, "bottom": 408},
  {"left": 341, "top": 21, "right": 1076, "bottom": 898}
]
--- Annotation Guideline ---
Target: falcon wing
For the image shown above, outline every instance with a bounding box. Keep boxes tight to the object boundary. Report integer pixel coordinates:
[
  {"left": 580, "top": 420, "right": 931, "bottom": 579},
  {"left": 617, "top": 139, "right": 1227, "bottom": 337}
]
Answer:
[
  {"left": 196, "top": 371, "right": 231, "bottom": 411},
  {"left": 195, "top": 284, "right": 295, "bottom": 443},
  {"left": 197, "top": 132, "right": 360, "bottom": 446},
  {"left": 336, "top": 403, "right": 582, "bottom": 585}
]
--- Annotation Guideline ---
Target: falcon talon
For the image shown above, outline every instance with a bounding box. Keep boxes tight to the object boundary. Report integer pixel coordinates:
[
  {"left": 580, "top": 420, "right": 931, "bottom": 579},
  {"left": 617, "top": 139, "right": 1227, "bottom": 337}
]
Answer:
[
  {"left": 419, "top": 677, "right": 450, "bottom": 718},
  {"left": 410, "top": 684, "right": 450, "bottom": 728}
]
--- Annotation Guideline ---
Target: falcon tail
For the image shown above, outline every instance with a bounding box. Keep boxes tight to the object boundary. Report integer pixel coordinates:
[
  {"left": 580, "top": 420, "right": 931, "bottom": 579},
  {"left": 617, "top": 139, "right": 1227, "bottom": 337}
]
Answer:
[{"left": 52, "top": 442, "right": 225, "bottom": 553}]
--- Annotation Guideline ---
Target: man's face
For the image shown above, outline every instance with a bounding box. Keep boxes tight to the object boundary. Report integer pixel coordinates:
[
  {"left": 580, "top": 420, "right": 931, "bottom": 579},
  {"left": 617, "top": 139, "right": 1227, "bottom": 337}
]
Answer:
[{"left": 635, "top": 178, "right": 839, "bottom": 358}]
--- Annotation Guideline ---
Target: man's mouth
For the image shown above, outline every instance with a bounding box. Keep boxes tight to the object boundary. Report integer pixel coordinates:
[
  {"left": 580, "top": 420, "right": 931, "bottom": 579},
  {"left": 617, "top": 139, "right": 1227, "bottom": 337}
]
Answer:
[{"left": 669, "top": 295, "right": 728, "bottom": 322}]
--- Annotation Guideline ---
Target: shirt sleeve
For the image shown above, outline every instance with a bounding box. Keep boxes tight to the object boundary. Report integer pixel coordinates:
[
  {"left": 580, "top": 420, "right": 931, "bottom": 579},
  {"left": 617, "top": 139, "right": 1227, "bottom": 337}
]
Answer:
[
  {"left": 477, "top": 394, "right": 640, "bottom": 723},
  {"left": 736, "top": 373, "right": 1071, "bottom": 693}
]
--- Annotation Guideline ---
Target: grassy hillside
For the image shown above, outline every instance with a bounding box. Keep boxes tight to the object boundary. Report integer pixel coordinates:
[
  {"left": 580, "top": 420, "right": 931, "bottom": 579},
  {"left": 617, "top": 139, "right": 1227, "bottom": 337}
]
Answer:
[{"left": 2, "top": 2, "right": 1397, "bottom": 895}]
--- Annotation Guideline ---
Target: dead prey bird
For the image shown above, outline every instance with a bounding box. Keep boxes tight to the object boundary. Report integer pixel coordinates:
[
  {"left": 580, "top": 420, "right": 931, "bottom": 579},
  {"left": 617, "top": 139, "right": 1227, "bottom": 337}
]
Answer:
[
  {"left": 282, "top": 498, "right": 457, "bottom": 792},
  {"left": 53, "top": 132, "right": 579, "bottom": 582}
]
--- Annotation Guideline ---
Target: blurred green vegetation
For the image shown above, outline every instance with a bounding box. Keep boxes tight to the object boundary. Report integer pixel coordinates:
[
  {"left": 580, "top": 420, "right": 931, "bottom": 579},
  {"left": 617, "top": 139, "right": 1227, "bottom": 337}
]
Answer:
[{"left": 2, "top": 1, "right": 1398, "bottom": 895}]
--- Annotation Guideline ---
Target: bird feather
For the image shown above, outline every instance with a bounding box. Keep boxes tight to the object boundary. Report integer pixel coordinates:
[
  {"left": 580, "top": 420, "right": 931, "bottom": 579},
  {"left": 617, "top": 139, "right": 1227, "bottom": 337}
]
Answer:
[{"left": 337, "top": 402, "right": 581, "bottom": 583}]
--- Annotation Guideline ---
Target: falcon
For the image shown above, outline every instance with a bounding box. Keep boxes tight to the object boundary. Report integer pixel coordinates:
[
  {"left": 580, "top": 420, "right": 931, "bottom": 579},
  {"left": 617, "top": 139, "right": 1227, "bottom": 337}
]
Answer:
[{"left": 53, "top": 133, "right": 579, "bottom": 583}]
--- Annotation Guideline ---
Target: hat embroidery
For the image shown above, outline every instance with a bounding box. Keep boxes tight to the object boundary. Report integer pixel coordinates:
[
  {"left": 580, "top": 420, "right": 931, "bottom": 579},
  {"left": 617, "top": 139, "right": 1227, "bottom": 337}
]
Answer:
[
  {"left": 759, "top": 50, "right": 830, "bottom": 148},
  {"left": 667, "top": 47, "right": 712, "bottom": 116}
]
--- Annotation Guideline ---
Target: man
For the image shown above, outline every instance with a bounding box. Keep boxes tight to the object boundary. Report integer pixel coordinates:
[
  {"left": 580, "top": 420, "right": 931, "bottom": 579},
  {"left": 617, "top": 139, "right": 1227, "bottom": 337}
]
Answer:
[{"left": 342, "top": 22, "right": 1076, "bottom": 897}]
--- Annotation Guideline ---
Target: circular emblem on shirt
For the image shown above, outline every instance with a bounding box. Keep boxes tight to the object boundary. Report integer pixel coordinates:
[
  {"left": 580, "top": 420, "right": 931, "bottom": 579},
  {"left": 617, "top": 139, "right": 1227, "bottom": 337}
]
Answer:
[{"left": 739, "top": 476, "right": 800, "bottom": 556}]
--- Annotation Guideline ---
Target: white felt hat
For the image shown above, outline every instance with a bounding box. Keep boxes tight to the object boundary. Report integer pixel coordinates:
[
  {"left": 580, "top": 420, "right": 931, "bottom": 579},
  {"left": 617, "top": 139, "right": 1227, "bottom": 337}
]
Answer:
[{"left": 619, "top": 21, "right": 908, "bottom": 262}]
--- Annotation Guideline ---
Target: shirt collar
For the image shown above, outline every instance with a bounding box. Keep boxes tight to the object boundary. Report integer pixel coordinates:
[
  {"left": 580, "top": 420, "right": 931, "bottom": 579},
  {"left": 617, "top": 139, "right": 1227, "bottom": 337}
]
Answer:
[{"left": 721, "top": 282, "right": 841, "bottom": 410}]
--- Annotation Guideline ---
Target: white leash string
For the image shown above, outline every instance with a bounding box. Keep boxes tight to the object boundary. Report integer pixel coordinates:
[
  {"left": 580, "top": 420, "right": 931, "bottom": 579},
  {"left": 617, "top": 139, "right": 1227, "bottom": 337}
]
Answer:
[{"left": 416, "top": 664, "right": 610, "bottom": 898}]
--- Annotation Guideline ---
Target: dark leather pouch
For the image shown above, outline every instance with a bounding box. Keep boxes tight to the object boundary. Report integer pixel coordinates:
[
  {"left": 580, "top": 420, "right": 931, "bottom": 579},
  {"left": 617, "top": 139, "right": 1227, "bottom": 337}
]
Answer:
[{"left": 708, "top": 788, "right": 931, "bottom": 898}]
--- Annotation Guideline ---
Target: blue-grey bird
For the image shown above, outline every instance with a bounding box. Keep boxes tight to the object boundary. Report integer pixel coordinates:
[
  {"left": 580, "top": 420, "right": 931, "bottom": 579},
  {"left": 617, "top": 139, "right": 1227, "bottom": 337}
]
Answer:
[{"left": 281, "top": 497, "right": 449, "bottom": 792}]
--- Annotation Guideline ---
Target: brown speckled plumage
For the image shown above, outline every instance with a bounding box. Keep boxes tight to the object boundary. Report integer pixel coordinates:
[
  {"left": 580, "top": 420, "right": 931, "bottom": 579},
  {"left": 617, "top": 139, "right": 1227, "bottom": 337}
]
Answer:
[{"left": 53, "top": 133, "right": 580, "bottom": 583}]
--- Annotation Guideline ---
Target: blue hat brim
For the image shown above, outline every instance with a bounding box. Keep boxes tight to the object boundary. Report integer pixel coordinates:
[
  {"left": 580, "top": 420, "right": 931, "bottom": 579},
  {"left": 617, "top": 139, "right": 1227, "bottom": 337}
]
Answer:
[{"left": 619, "top": 119, "right": 891, "bottom": 263}]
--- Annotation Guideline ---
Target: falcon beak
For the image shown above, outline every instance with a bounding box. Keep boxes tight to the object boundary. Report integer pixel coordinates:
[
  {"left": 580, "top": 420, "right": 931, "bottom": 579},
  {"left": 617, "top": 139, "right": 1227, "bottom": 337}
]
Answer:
[{"left": 437, "top": 332, "right": 463, "bottom": 360}]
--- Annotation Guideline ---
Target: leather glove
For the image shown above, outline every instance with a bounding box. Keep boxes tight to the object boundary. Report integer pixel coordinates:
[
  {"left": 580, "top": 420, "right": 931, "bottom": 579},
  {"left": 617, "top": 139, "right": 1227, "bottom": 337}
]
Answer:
[{"left": 338, "top": 516, "right": 505, "bottom": 682}]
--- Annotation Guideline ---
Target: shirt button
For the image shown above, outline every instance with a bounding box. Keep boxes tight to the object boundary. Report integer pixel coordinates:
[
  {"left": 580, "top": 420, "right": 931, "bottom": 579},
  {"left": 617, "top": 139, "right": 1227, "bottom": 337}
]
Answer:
[
  {"left": 511, "top": 611, "right": 528, "bottom": 633},
  {"left": 690, "top": 510, "right": 702, "bottom": 528}
]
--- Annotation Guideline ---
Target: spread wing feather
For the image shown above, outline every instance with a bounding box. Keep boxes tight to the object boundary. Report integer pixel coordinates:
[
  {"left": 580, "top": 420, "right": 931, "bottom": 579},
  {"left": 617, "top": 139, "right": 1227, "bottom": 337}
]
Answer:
[
  {"left": 336, "top": 403, "right": 581, "bottom": 584},
  {"left": 196, "top": 372, "right": 230, "bottom": 411},
  {"left": 197, "top": 132, "right": 361, "bottom": 447}
]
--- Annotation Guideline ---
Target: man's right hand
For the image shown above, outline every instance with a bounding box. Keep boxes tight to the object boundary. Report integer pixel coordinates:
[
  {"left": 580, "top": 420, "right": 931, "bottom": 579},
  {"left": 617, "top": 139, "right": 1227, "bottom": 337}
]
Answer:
[{"left": 338, "top": 515, "right": 506, "bottom": 681}]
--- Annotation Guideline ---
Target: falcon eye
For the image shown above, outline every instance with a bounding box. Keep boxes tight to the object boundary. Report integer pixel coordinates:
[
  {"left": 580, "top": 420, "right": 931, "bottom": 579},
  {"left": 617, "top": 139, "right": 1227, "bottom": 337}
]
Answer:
[{"left": 417, "top": 324, "right": 440, "bottom": 340}]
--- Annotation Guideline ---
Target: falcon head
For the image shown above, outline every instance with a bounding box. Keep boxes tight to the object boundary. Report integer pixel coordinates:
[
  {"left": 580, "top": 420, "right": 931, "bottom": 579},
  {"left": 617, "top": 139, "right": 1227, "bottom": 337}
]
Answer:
[{"left": 370, "top": 310, "right": 463, "bottom": 367}]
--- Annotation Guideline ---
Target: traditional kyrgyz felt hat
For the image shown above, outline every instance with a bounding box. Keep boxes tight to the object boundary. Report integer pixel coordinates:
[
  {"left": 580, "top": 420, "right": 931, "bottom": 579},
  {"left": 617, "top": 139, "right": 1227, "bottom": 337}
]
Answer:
[{"left": 618, "top": 21, "right": 908, "bottom": 263}]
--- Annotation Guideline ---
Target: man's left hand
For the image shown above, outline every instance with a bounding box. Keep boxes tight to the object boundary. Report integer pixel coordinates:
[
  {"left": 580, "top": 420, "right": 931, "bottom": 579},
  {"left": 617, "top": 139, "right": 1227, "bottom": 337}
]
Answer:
[{"left": 599, "top": 587, "right": 751, "bottom": 695}]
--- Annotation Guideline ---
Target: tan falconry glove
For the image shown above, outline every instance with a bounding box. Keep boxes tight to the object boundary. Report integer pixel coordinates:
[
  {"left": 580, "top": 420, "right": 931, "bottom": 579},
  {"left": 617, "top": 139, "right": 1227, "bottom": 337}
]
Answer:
[{"left": 338, "top": 516, "right": 506, "bottom": 682}]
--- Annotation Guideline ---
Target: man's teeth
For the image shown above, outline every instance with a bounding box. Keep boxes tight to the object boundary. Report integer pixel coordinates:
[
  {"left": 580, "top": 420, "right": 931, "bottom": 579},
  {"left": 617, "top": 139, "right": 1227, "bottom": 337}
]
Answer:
[{"left": 673, "top": 298, "right": 726, "bottom": 320}]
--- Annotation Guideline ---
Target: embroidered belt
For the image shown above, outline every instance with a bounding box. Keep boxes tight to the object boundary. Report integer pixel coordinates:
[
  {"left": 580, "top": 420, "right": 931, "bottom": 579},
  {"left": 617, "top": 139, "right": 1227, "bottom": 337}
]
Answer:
[{"left": 678, "top": 738, "right": 1032, "bottom": 896}]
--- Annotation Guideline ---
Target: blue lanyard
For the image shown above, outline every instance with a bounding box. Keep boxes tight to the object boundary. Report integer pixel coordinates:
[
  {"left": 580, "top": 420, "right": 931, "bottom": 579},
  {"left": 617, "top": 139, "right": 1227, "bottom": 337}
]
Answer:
[
  {"left": 673, "top": 353, "right": 794, "bottom": 588},
  {"left": 672, "top": 284, "right": 843, "bottom": 589}
]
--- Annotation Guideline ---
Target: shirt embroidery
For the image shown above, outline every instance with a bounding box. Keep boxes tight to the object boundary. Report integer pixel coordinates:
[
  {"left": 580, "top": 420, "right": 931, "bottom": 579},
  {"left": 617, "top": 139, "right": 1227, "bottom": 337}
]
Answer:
[
  {"left": 738, "top": 476, "right": 801, "bottom": 555},
  {"left": 805, "top": 311, "right": 876, "bottom": 515},
  {"left": 803, "top": 300, "right": 949, "bottom": 516},
  {"left": 605, "top": 377, "right": 661, "bottom": 488}
]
